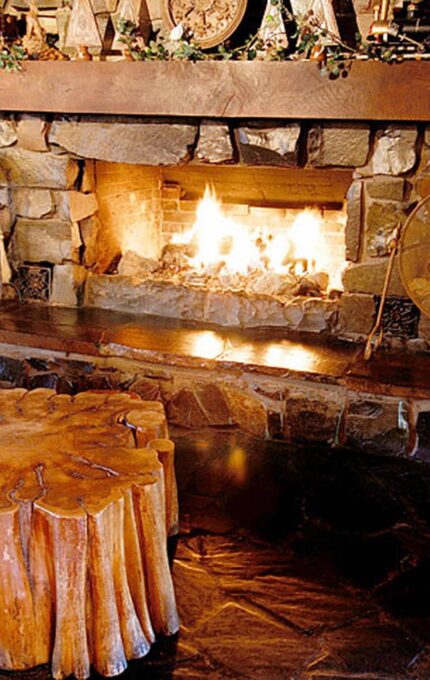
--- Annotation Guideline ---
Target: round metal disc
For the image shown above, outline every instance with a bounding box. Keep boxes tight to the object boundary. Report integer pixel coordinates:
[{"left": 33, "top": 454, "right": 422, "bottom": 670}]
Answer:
[
  {"left": 163, "top": 0, "right": 248, "bottom": 49},
  {"left": 398, "top": 194, "right": 430, "bottom": 319}
]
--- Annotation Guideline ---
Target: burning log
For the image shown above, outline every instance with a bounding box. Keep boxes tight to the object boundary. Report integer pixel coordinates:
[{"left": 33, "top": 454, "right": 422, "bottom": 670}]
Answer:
[
  {"left": 161, "top": 243, "right": 194, "bottom": 270},
  {"left": 118, "top": 250, "right": 160, "bottom": 278}
]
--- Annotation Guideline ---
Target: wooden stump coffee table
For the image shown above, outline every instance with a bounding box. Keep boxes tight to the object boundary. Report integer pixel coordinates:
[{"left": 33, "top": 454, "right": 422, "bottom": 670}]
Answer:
[{"left": 0, "top": 388, "right": 179, "bottom": 679}]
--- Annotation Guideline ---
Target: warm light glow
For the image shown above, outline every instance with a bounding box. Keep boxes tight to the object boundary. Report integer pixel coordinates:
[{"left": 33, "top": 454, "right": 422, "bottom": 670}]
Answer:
[
  {"left": 263, "top": 344, "right": 320, "bottom": 373},
  {"left": 189, "top": 331, "right": 226, "bottom": 359},
  {"left": 226, "top": 447, "right": 248, "bottom": 485},
  {"left": 172, "top": 185, "right": 345, "bottom": 289},
  {"left": 118, "top": 195, "right": 148, "bottom": 255}
]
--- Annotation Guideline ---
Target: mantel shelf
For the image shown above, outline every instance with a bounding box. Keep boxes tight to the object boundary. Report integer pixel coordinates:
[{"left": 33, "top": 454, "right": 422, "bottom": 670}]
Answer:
[{"left": 0, "top": 60, "right": 429, "bottom": 120}]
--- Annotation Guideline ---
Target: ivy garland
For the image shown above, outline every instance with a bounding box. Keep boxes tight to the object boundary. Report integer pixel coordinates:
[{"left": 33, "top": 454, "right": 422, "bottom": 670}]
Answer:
[
  {"left": 117, "top": 0, "right": 427, "bottom": 78},
  {"left": 0, "top": 0, "right": 427, "bottom": 74},
  {"left": 0, "top": 42, "right": 27, "bottom": 72}
]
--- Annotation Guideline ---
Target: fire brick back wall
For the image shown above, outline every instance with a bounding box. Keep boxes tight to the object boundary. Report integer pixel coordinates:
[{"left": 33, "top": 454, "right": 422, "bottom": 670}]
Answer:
[{"left": 95, "top": 162, "right": 162, "bottom": 270}]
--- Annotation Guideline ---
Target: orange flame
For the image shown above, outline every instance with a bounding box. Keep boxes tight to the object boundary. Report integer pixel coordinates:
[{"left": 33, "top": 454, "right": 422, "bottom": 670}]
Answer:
[{"left": 172, "top": 185, "right": 345, "bottom": 288}]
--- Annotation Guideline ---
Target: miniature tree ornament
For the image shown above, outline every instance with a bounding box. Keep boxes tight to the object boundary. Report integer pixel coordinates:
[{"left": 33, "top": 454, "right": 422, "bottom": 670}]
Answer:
[{"left": 64, "top": 0, "right": 103, "bottom": 58}]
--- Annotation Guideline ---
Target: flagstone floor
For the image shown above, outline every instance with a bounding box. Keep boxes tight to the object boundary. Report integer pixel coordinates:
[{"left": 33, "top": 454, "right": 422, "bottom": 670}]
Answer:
[{"left": 4, "top": 428, "right": 430, "bottom": 680}]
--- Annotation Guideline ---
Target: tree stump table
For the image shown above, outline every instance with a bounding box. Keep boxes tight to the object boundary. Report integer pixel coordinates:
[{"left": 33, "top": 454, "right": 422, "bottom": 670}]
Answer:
[{"left": 0, "top": 388, "right": 179, "bottom": 680}]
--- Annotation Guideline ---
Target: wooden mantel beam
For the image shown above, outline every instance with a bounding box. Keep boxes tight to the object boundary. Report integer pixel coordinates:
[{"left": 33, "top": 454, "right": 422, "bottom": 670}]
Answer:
[{"left": 0, "top": 61, "right": 429, "bottom": 121}]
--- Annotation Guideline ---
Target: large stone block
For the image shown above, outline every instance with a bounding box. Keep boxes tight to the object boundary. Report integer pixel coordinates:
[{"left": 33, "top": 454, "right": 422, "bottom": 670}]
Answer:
[
  {"left": 166, "top": 382, "right": 233, "bottom": 429},
  {"left": 370, "top": 125, "right": 418, "bottom": 176},
  {"left": 417, "top": 126, "right": 430, "bottom": 177},
  {"left": 10, "top": 219, "right": 74, "bottom": 264},
  {"left": 13, "top": 188, "right": 53, "bottom": 219},
  {"left": 51, "top": 262, "right": 83, "bottom": 306},
  {"left": 345, "top": 180, "right": 362, "bottom": 261},
  {"left": 79, "top": 215, "right": 102, "bottom": 268},
  {"left": 307, "top": 123, "right": 370, "bottom": 168},
  {"left": 0, "top": 148, "right": 79, "bottom": 189},
  {"left": 196, "top": 383, "right": 235, "bottom": 426},
  {"left": 283, "top": 386, "right": 345, "bottom": 445},
  {"left": 16, "top": 116, "right": 49, "bottom": 152},
  {"left": 0, "top": 121, "right": 17, "bottom": 148},
  {"left": 85, "top": 275, "right": 207, "bottom": 320},
  {"left": 345, "top": 393, "right": 410, "bottom": 455},
  {"left": 195, "top": 122, "right": 234, "bottom": 163},
  {"left": 66, "top": 191, "right": 98, "bottom": 222},
  {"left": 129, "top": 377, "right": 162, "bottom": 402},
  {"left": 118, "top": 251, "right": 159, "bottom": 278},
  {"left": 223, "top": 384, "right": 268, "bottom": 438},
  {"left": 338, "top": 293, "right": 375, "bottom": 337},
  {"left": 365, "top": 200, "right": 406, "bottom": 258},
  {"left": 235, "top": 124, "right": 301, "bottom": 166},
  {"left": 49, "top": 120, "right": 198, "bottom": 165},
  {"left": 0, "top": 187, "right": 13, "bottom": 233},
  {"left": 342, "top": 259, "right": 408, "bottom": 297},
  {"left": 365, "top": 177, "right": 405, "bottom": 201},
  {"left": 298, "top": 298, "right": 338, "bottom": 333},
  {"left": 166, "top": 387, "right": 210, "bottom": 428}
]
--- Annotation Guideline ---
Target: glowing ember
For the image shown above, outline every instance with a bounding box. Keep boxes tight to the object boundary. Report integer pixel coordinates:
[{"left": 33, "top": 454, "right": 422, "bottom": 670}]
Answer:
[{"left": 171, "top": 185, "right": 345, "bottom": 289}]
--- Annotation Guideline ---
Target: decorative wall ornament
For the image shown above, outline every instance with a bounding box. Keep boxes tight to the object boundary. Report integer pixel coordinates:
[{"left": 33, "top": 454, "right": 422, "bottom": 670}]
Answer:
[
  {"left": 162, "top": 0, "right": 248, "bottom": 49},
  {"left": 64, "top": 0, "right": 102, "bottom": 54},
  {"left": 17, "top": 264, "right": 51, "bottom": 302},
  {"left": 259, "top": 0, "right": 289, "bottom": 51},
  {"left": 90, "top": 0, "right": 118, "bottom": 13},
  {"left": 23, "top": 0, "right": 67, "bottom": 59},
  {"left": 112, "top": 0, "right": 150, "bottom": 50},
  {"left": 309, "top": 0, "right": 340, "bottom": 39}
]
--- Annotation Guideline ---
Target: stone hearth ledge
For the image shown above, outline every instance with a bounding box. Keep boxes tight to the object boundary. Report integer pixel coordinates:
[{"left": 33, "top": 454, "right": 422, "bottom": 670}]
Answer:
[
  {"left": 85, "top": 274, "right": 338, "bottom": 333},
  {"left": 0, "top": 302, "right": 428, "bottom": 457}
]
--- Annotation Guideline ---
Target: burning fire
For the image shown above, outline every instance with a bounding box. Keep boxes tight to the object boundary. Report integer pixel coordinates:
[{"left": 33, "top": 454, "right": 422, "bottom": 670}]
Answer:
[{"left": 171, "top": 186, "right": 345, "bottom": 290}]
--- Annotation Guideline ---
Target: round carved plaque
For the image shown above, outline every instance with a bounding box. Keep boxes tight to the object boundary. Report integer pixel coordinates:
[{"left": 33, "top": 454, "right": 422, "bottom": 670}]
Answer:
[{"left": 163, "top": 0, "right": 248, "bottom": 49}]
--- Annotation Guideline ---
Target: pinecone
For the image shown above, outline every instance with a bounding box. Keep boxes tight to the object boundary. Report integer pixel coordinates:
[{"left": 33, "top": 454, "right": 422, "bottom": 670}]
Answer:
[{"left": 22, "top": 35, "right": 68, "bottom": 60}]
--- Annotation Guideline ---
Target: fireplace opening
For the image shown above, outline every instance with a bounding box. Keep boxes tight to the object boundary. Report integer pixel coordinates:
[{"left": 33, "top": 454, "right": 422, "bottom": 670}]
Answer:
[{"left": 86, "top": 163, "right": 352, "bottom": 332}]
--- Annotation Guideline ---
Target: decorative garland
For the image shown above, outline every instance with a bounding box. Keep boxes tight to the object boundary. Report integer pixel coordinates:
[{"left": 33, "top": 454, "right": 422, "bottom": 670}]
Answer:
[
  {"left": 0, "top": 0, "right": 428, "bottom": 74},
  {"left": 117, "top": 0, "right": 428, "bottom": 78},
  {"left": 0, "top": 40, "right": 27, "bottom": 71}
]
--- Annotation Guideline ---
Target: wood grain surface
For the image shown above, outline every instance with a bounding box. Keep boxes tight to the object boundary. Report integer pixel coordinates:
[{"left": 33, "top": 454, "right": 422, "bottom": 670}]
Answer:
[
  {"left": 0, "top": 61, "right": 429, "bottom": 120},
  {"left": 0, "top": 388, "right": 179, "bottom": 679}
]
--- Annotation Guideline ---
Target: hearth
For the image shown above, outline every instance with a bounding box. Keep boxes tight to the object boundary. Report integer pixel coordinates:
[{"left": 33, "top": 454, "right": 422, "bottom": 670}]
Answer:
[{"left": 0, "top": 113, "right": 428, "bottom": 351}]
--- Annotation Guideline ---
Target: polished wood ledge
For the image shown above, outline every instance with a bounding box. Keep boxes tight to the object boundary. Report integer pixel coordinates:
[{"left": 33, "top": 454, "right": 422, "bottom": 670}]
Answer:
[
  {"left": 0, "top": 302, "right": 429, "bottom": 398},
  {"left": 0, "top": 61, "right": 429, "bottom": 120}
]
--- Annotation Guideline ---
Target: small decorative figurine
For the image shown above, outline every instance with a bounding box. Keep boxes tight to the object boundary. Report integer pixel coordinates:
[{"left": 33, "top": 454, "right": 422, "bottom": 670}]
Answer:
[
  {"left": 309, "top": 0, "right": 340, "bottom": 39},
  {"left": 23, "top": 0, "right": 68, "bottom": 59},
  {"left": 112, "top": 0, "right": 150, "bottom": 51},
  {"left": 64, "top": 0, "right": 102, "bottom": 58},
  {"left": 258, "top": 0, "right": 289, "bottom": 56}
]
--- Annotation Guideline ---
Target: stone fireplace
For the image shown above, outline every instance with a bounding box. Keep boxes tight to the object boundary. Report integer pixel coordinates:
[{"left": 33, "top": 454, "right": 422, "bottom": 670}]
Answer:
[
  {"left": 0, "top": 94, "right": 429, "bottom": 457},
  {"left": 0, "top": 114, "right": 428, "bottom": 350}
]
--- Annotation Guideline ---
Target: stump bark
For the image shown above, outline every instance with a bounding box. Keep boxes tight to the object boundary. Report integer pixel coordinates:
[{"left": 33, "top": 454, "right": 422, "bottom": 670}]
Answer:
[{"left": 0, "top": 388, "right": 179, "bottom": 679}]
